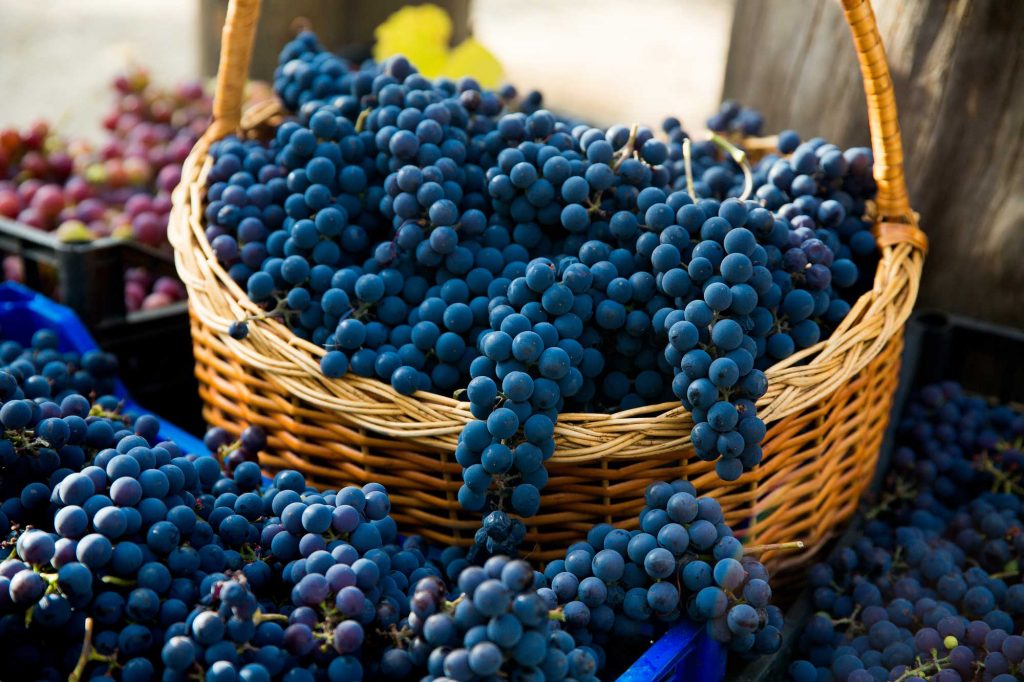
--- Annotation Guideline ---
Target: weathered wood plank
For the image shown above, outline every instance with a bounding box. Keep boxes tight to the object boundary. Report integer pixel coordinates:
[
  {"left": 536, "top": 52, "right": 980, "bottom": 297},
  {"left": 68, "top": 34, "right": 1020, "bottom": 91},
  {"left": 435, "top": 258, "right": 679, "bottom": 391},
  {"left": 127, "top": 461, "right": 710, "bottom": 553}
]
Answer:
[{"left": 723, "top": 0, "right": 1024, "bottom": 326}]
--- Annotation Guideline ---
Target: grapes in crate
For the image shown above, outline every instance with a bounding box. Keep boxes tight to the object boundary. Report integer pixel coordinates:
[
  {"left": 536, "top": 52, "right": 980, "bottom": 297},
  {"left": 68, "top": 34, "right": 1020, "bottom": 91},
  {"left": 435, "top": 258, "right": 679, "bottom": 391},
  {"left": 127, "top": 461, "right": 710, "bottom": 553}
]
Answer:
[
  {"left": 0, "top": 67, "right": 208, "bottom": 313},
  {"left": 789, "top": 382, "right": 1024, "bottom": 682}
]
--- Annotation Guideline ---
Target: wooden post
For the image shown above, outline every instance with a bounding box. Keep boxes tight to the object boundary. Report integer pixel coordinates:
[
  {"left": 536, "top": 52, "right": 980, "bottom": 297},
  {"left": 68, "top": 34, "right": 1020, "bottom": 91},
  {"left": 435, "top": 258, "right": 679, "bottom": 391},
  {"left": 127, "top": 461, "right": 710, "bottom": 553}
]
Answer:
[
  {"left": 199, "top": 0, "right": 471, "bottom": 81},
  {"left": 722, "top": 0, "right": 1024, "bottom": 327}
]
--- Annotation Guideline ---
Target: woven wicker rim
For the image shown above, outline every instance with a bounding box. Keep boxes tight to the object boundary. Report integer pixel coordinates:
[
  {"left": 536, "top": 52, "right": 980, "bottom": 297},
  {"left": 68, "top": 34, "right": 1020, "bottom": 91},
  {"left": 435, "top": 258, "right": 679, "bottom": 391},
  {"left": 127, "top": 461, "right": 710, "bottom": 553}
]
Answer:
[{"left": 170, "top": 0, "right": 925, "bottom": 465}]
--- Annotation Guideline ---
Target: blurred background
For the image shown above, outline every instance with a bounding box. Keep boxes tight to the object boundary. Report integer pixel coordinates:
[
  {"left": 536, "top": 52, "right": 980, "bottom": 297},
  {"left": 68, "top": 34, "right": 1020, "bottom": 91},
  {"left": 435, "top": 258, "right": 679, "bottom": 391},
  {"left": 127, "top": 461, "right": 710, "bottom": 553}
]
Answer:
[
  {"left": 0, "top": 0, "right": 734, "bottom": 140},
  {"left": 0, "top": 0, "right": 1021, "bottom": 326}
]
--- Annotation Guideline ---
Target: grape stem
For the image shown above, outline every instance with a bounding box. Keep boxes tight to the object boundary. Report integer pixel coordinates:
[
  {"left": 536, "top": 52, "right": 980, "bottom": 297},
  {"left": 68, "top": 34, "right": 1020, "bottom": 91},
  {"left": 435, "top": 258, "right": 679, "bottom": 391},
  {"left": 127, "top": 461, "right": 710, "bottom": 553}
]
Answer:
[
  {"left": 252, "top": 610, "right": 289, "bottom": 624},
  {"left": 355, "top": 108, "right": 372, "bottom": 133},
  {"left": 682, "top": 138, "right": 696, "bottom": 199},
  {"left": 892, "top": 650, "right": 951, "bottom": 682},
  {"left": 215, "top": 438, "right": 243, "bottom": 464},
  {"left": 707, "top": 132, "right": 753, "bottom": 201},
  {"left": 237, "top": 298, "right": 290, "bottom": 328},
  {"left": 866, "top": 476, "right": 917, "bottom": 519},
  {"left": 977, "top": 453, "right": 1024, "bottom": 495},
  {"left": 4, "top": 429, "right": 49, "bottom": 452},
  {"left": 318, "top": 601, "right": 341, "bottom": 622},
  {"left": 69, "top": 616, "right": 95, "bottom": 682},
  {"left": 989, "top": 568, "right": 1020, "bottom": 580},
  {"left": 829, "top": 605, "right": 862, "bottom": 631},
  {"left": 611, "top": 124, "right": 640, "bottom": 170},
  {"left": 39, "top": 570, "right": 61, "bottom": 596},
  {"left": 378, "top": 623, "right": 414, "bottom": 647},
  {"left": 87, "top": 408, "right": 123, "bottom": 421},
  {"left": 238, "top": 543, "right": 260, "bottom": 562},
  {"left": 100, "top": 575, "right": 136, "bottom": 586},
  {"left": 743, "top": 540, "right": 805, "bottom": 554},
  {"left": 889, "top": 546, "right": 910, "bottom": 574}
]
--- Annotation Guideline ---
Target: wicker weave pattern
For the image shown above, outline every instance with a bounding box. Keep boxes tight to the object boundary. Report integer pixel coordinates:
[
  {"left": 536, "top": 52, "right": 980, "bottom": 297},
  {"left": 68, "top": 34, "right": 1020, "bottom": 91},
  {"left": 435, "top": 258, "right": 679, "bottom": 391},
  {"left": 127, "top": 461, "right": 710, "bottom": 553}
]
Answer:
[{"left": 170, "top": 0, "right": 924, "bottom": 564}]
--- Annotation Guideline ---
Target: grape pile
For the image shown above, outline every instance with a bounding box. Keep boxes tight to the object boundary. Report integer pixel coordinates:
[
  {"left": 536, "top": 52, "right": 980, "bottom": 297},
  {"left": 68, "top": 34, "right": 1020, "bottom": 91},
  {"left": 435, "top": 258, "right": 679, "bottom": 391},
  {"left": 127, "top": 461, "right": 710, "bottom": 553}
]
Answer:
[
  {"left": 0, "top": 323, "right": 773, "bottom": 679},
  {"left": 789, "top": 382, "right": 1024, "bottom": 682},
  {"left": 0, "top": 67, "right": 210, "bottom": 311},
  {"left": 204, "top": 30, "right": 881, "bottom": 554}
]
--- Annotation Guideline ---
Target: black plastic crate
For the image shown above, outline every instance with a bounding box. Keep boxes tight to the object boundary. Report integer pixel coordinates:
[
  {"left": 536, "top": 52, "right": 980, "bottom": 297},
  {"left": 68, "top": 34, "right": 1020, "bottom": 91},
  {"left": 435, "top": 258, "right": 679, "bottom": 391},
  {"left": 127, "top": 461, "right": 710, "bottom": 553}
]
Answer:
[
  {"left": 91, "top": 304, "right": 203, "bottom": 436},
  {"left": 0, "top": 215, "right": 181, "bottom": 322},
  {"left": 0, "top": 216, "right": 203, "bottom": 434},
  {"left": 896, "top": 310, "right": 1024, "bottom": 403}
]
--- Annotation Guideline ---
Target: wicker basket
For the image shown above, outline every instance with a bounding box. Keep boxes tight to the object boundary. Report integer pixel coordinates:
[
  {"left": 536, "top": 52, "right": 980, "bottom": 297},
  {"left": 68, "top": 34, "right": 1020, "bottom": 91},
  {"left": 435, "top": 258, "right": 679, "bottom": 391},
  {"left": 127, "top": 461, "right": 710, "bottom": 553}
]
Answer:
[{"left": 170, "top": 0, "right": 927, "bottom": 568}]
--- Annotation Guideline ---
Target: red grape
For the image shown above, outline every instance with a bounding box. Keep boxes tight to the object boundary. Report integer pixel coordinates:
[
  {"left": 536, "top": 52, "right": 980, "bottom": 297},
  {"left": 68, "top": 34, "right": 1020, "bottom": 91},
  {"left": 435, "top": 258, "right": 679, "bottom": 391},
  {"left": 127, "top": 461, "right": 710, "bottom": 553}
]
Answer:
[
  {"left": 124, "top": 194, "right": 152, "bottom": 218},
  {"left": 125, "top": 285, "right": 146, "bottom": 312},
  {"left": 64, "top": 176, "right": 93, "bottom": 203},
  {"left": 131, "top": 211, "right": 165, "bottom": 246},
  {"left": 30, "top": 185, "right": 65, "bottom": 218},
  {"left": 157, "top": 166, "right": 180, "bottom": 193},
  {"left": 48, "top": 152, "right": 73, "bottom": 181},
  {"left": 153, "top": 276, "right": 184, "bottom": 299},
  {"left": 0, "top": 190, "right": 20, "bottom": 218},
  {"left": 20, "top": 121, "right": 48, "bottom": 150},
  {"left": 141, "top": 291, "right": 174, "bottom": 310},
  {"left": 16, "top": 208, "right": 46, "bottom": 229},
  {"left": 20, "top": 151, "right": 48, "bottom": 178},
  {"left": 151, "top": 194, "right": 172, "bottom": 215},
  {"left": 2, "top": 255, "right": 23, "bottom": 280},
  {"left": 17, "top": 179, "right": 42, "bottom": 203},
  {"left": 76, "top": 198, "right": 106, "bottom": 223}
]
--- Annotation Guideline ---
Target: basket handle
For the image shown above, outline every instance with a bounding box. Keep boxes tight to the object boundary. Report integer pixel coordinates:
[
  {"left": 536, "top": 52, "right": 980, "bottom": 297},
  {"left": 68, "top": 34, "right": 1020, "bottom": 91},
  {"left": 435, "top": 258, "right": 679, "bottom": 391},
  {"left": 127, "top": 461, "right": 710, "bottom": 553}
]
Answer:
[
  {"left": 840, "top": 0, "right": 913, "bottom": 224},
  {"left": 208, "top": 0, "right": 914, "bottom": 223},
  {"left": 209, "top": 0, "right": 261, "bottom": 140}
]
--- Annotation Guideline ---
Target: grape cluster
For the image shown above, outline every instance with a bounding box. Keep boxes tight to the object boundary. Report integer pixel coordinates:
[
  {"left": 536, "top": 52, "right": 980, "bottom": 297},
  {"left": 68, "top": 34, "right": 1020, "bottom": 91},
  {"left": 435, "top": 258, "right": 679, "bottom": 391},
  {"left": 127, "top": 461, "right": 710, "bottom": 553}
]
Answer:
[
  {"left": 204, "top": 30, "right": 884, "bottom": 551},
  {"left": 658, "top": 116, "right": 878, "bottom": 284},
  {"left": 539, "top": 480, "right": 783, "bottom": 663},
  {"left": 789, "top": 382, "right": 1024, "bottom": 682},
  {"left": 457, "top": 256, "right": 593, "bottom": 552}
]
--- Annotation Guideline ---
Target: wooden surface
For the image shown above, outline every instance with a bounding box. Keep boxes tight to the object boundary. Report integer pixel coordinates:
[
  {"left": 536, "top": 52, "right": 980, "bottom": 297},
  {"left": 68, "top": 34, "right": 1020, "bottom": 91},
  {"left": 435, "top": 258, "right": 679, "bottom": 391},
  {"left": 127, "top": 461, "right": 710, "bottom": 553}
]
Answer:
[
  {"left": 723, "top": 0, "right": 1024, "bottom": 327},
  {"left": 199, "top": 0, "right": 470, "bottom": 81}
]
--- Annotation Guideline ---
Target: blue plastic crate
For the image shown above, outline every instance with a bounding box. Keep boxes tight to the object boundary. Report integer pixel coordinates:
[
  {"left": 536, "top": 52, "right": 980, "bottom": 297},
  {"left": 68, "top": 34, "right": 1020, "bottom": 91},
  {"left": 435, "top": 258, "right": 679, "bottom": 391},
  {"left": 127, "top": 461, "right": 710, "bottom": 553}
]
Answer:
[
  {"left": 0, "top": 281, "right": 206, "bottom": 455},
  {"left": 0, "top": 281, "right": 724, "bottom": 680},
  {"left": 617, "top": 621, "right": 725, "bottom": 681}
]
